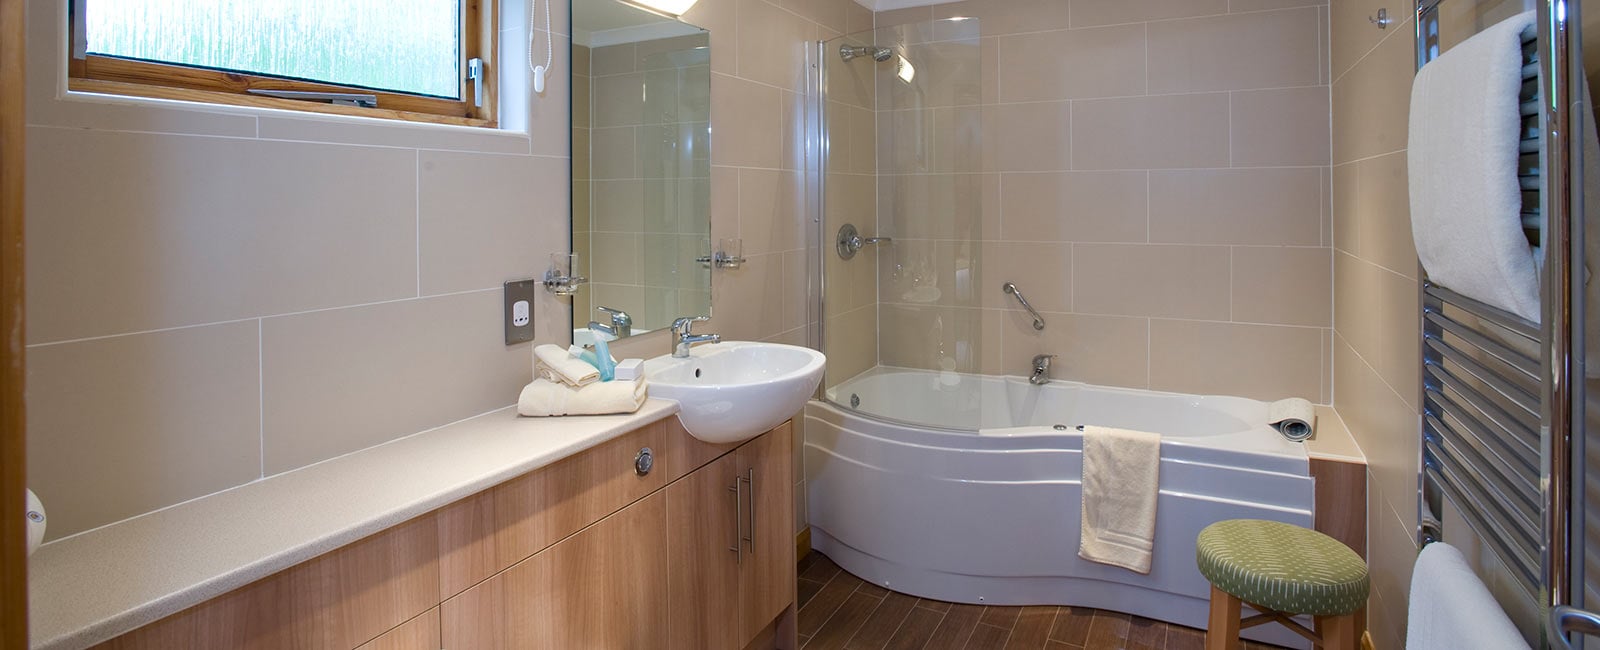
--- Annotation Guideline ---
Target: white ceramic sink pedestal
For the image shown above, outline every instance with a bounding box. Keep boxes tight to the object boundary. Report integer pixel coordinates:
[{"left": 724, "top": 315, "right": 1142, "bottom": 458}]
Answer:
[{"left": 643, "top": 341, "right": 826, "bottom": 444}]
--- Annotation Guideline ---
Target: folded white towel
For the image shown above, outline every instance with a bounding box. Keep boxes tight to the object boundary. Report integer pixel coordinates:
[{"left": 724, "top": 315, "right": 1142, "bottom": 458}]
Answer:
[
  {"left": 1406, "top": 542, "right": 1530, "bottom": 649},
  {"left": 1408, "top": 10, "right": 1541, "bottom": 321},
  {"left": 1079, "top": 426, "right": 1161, "bottom": 574},
  {"left": 517, "top": 377, "right": 648, "bottom": 417},
  {"left": 1268, "top": 397, "right": 1317, "bottom": 442},
  {"left": 533, "top": 344, "right": 599, "bottom": 388}
]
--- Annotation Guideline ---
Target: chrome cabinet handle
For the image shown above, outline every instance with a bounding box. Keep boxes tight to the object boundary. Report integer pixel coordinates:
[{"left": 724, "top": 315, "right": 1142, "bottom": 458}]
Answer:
[
  {"left": 741, "top": 469, "right": 756, "bottom": 553},
  {"left": 1003, "top": 282, "right": 1046, "bottom": 330},
  {"left": 728, "top": 479, "right": 742, "bottom": 565},
  {"left": 634, "top": 447, "right": 653, "bottom": 476}
]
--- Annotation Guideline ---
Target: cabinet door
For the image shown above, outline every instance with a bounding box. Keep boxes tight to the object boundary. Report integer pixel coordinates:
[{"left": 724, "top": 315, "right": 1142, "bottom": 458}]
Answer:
[
  {"left": 666, "top": 453, "right": 742, "bottom": 650},
  {"left": 737, "top": 422, "right": 795, "bottom": 639},
  {"left": 440, "top": 491, "right": 668, "bottom": 650}
]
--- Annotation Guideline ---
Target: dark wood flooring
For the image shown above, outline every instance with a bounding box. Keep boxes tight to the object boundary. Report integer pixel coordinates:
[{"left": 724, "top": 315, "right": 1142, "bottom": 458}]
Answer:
[{"left": 796, "top": 552, "right": 1289, "bottom": 650}]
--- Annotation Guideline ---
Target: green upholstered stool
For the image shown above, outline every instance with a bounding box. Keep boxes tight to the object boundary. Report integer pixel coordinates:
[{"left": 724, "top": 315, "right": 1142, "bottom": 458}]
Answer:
[{"left": 1195, "top": 519, "right": 1369, "bottom": 650}]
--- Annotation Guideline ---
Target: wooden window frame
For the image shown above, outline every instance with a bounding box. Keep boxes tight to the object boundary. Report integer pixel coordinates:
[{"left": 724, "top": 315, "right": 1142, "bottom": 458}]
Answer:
[{"left": 67, "top": 0, "right": 498, "bottom": 128}]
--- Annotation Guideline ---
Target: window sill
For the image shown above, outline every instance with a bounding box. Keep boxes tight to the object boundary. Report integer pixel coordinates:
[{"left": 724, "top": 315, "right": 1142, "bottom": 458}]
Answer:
[{"left": 68, "top": 78, "right": 497, "bottom": 129}]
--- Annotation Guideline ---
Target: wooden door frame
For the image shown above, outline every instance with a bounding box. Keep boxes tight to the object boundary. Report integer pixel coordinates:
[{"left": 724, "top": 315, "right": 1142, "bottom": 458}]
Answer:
[{"left": 1, "top": 0, "right": 27, "bottom": 645}]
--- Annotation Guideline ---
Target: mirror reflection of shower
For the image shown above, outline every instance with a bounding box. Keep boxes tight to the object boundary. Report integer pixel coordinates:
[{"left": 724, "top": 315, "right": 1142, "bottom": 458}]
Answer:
[{"left": 838, "top": 44, "right": 891, "bottom": 62}]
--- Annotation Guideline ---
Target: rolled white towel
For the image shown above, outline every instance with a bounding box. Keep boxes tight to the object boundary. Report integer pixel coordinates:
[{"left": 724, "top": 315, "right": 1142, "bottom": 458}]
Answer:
[
  {"left": 1268, "top": 397, "right": 1317, "bottom": 442},
  {"left": 533, "top": 344, "right": 599, "bottom": 387},
  {"left": 517, "top": 377, "right": 648, "bottom": 417}
]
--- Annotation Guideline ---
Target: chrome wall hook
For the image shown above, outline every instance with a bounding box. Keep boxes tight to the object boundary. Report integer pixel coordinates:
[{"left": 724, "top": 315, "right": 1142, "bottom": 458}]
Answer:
[{"left": 1369, "top": 8, "right": 1390, "bottom": 29}]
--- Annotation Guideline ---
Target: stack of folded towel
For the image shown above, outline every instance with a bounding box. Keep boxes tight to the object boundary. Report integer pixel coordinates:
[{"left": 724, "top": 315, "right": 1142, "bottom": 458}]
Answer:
[{"left": 518, "top": 344, "right": 648, "bottom": 417}]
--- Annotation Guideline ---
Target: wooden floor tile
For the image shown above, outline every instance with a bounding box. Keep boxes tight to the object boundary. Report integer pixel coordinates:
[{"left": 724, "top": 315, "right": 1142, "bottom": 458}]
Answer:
[
  {"left": 1084, "top": 612, "right": 1132, "bottom": 648},
  {"left": 1004, "top": 606, "right": 1058, "bottom": 649},
  {"left": 883, "top": 606, "right": 948, "bottom": 650},
  {"left": 963, "top": 624, "right": 1012, "bottom": 650},
  {"left": 1164, "top": 624, "right": 1204, "bottom": 650},
  {"left": 800, "top": 571, "right": 867, "bottom": 637},
  {"left": 794, "top": 552, "right": 1294, "bottom": 650},
  {"left": 845, "top": 592, "right": 918, "bottom": 650},
  {"left": 923, "top": 604, "right": 986, "bottom": 650},
  {"left": 806, "top": 591, "right": 887, "bottom": 650},
  {"left": 978, "top": 606, "right": 1022, "bottom": 630},
  {"left": 1048, "top": 607, "right": 1095, "bottom": 646},
  {"left": 1126, "top": 616, "right": 1167, "bottom": 650}
]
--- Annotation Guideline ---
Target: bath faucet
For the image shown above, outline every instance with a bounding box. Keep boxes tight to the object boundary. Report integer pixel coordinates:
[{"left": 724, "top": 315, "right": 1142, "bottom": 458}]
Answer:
[
  {"left": 671, "top": 315, "right": 720, "bottom": 358},
  {"left": 589, "top": 306, "right": 632, "bottom": 338},
  {"left": 1030, "top": 354, "right": 1056, "bottom": 385}
]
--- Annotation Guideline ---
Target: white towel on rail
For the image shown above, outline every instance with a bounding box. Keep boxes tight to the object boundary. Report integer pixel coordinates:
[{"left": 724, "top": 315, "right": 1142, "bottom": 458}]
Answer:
[
  {"left": 1078, "top": 426, "right": 1160, "bottom": 574},
  {"left": 1408, "top": 10, "right": 1541, "bottom": 321},
  {"left": 1405, "top": 542, "right": 1529, "bottom": 650}
]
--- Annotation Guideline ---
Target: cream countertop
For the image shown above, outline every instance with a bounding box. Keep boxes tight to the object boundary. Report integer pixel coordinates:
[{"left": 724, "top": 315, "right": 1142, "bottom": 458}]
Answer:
[
  {"left": 1305, "top": 405, "right": 1367, "bottom": 464},
  {"left": 27, "top": 400, "right": 680, "bottom": 650}
]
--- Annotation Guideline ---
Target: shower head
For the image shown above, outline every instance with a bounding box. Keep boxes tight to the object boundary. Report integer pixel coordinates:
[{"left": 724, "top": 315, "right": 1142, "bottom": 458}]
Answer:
[{"left": 840, "top": 44, "right": 893, "bottom": 63}]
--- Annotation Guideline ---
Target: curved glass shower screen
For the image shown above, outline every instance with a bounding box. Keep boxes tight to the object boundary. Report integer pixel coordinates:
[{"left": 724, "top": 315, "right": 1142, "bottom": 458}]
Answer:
[{"left": 816, "top": 18, "right": 988, "bottom": 431}]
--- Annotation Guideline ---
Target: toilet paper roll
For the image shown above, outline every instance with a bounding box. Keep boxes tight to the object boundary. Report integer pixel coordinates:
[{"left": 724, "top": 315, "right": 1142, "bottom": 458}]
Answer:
[
  {"left": 24, "top": 488, "right": 45, "bottom": 556},
  {"left": 1268, "top": 397, "right": 1317, "bottom": 442}
]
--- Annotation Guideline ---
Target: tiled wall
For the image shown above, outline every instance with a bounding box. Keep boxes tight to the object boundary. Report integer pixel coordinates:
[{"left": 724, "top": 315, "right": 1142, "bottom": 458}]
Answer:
[
  {"left": 573, "top": 45, "right": 594, "bottom": 321},
  {"left": 867, "top": 0, "right": 1333, "bottom": 403},
  {"left": 22, "top": 0, "right": 569, "bottom": 541},
  {"left": 581, "top": 33, "right": 713, "bottom": 331},
  {"left": 1330, "top": 1, "right": 1543, "bottom": 646},
  {"left": 24, "top": 0, "right": 848, "bottom": 542}
]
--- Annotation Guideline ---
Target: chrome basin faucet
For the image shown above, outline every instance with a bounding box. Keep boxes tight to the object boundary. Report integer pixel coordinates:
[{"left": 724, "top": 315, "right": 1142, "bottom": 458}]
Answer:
[
  {"left": 672, "top": 315, "right": 720, "bottom": 358},
  {"left": 589, "top": 306, "right": 632, "bottom": 338},
  {"left": 1030, "top": 354, "right": 1056, "bottom": 385}
]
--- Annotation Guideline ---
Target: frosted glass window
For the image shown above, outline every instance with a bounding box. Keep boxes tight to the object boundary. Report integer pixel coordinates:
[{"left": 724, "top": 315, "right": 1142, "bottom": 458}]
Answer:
[{"left": 84, "top": 0, "right": 462, "bottom": 99}]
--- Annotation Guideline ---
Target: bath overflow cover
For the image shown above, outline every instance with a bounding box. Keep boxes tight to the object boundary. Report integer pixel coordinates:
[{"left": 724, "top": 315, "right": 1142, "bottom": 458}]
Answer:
[{"left": 850, "top": 393, "right": 860, "bottom": 408}]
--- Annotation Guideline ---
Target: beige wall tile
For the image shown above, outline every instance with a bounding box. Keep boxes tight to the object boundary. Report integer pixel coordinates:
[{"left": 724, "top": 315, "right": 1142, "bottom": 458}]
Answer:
[
  {"left": 1072, "top": 93, "right": 1231, "bottom": 170},
  {"left": 1355, "top": 151, "right": 1418, "bottom": 277},
  {"left": 1073, "top": 244, "right": 1232, "bottom": 320},
  {"left": 824, "top": 304, "right": 877, "bottom": 382},
  {"left": 591, "top": 73, "right": 646, "bottom": 128},
  {"left": 997, "top": 25, "right": 1146, "bottom": 103},
  {"left": 737, "top": 0, "right": 815, "bottom": 92},
  {"left": 1332, "top": 162, "right": 1361, "bottom": 255},
  {"left": 878, "top": 174, "right": 988, "bottom": 240},
  {"left": 589, "top": 126, "right": 637, "bottom": 179},
  {"left": 1231, "top": 246, "right": 1333, "bottom": 327},
  {"left": 1334, "top": 251, "right": 1383, "bottom": 363},
  {"left": 992, "top": 101, "right": 1072, "bottom": 172},
  {"left": 420, "top": 152, "right": 567, "bottom": 295},
  {"left": 1149, "top": 168, "right": 1323, "bottom": 245},
  {"left": 710, "top": 73, "right": 782, "bottom": 168},
  {"left": 932, "top": 0, "right": 1072, "bottom": 36},
  {"left": 1149, "top": 319, "right": 1324, "bottom": 401},
  {"left": 880, "top": 239, "right": 979, "bottom": 308},
  {"left": 1333, "top": 336, "right": 1420, "bottom": 534},
  {"left": 879, "top": 304, "right": 991, "bottom": 373},
  {"left": 25, "top": 128, "right": 418, "bottom": 344},
  {"left": 878, "top": 40, "right": 988, "bottom": 110},
  {"left": 1147, "top": 8, "right": 1322, "bottom": 94},
  {"left": 1330, "top": 0, "right": 1397, "bottom": 81},
  {"left": 981, "top": 242, "right": 1071, "bottom": 312},
  {"left": 592, "top": 43, "right": 637, "bottom": 76},
  {"left": 1070, "top": 0, "right": 1227, "bottom": 27},
  {"left": 1231, "top": 86, "right": 1332, "bottom": 167},
  {"left": 1230, "top": 0, "right": 1327, "bottom": 10},
  {"left": 1000, "top": 311, "right": 1149, "bottom": 389},
  {"left": 679, "top": 0, "right": 737, "bottom": 74},
  {"left": 1372, "top": 266, "right": 1421, "bottom": 409},
  {"left": 1331, "top": 23, "right": 1413, "bottom": 165},
  {"left": 712, "top": 252, "right": 787, "bottom": 341},
  {"left": 258, "top": 117, "right": 532, "bottom": 155},
  {"left": 262, "top": 291, "right": 530, "bottom": 475},
  {"left": 739, "top": 169, "right": 805, "bottom": 256},
  {"left": 590, "top": 233, "right": 644, "bottom": 285},
  {"left": 27, "top": 322, "right": 261, "bottom": 540},
  {"left": 1000, "top": 171, "right": 1147, "bottom": 243}
]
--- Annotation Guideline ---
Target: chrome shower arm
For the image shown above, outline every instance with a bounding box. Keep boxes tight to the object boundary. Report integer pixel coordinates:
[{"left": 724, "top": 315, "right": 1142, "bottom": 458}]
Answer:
[{"left": 1002, "top": 282, "right": 1045, "bottom": 330}]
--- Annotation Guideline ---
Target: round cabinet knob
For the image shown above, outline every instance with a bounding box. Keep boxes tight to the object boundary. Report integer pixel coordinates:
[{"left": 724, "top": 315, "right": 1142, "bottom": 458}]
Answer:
[{"left": 635, "top": 447, "right": 654, "bottom": 476}]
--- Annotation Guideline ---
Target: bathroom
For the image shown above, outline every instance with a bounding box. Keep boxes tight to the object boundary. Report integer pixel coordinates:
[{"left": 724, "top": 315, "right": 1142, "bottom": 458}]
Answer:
[{"left": 0, "top": 0, "right": 1595, "bottom": 648}]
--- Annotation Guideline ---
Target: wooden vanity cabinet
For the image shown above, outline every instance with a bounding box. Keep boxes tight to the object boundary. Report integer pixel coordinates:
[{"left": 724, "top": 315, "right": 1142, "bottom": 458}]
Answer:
[
  {"left": 96, "top": 416, "right": 796, "bottom": 650},
  {"left": 668, "top": 422, "right": 795, "bottom": 650}
]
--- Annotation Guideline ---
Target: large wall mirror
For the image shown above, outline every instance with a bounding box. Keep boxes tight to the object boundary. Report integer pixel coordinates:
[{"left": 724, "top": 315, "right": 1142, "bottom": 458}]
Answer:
[{"left": 572, "top": 0, "right": 711, "bottom": 341}]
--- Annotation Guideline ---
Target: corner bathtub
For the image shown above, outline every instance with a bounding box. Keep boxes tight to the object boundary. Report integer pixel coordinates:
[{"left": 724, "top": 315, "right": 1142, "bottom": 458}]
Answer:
[{"left": 804, "top": 367, "right": 1314, "bottom": 647}]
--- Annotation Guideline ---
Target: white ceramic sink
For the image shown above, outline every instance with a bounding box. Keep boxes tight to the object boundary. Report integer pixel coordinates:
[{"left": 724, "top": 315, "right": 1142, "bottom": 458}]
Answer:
[{"left": 644, "top": 341, "right": 826, "bottom": 444}]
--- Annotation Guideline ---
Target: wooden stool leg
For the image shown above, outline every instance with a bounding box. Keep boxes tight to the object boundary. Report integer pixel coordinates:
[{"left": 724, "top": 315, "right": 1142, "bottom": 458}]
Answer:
[
  {"left": 1317, "top": 613, "right": 1359, "bottom": 650},
  {"left": 1206, "top": 585, "right": 1242, "bottom": 650}
]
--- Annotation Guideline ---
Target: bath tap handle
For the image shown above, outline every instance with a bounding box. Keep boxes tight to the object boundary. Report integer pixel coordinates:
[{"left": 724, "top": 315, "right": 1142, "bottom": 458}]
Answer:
[{"left": 1003, "top": 282, "right": 1046, "bottom": 330}]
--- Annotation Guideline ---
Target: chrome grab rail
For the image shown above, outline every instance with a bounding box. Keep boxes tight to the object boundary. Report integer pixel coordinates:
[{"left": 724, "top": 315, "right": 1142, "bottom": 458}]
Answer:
[
  {"left": 1552, "top": 606, "right": 1600, "bottom": 649},
  {"left": 1002, "top": 282, "right": 1045, "bottom": 330}
]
